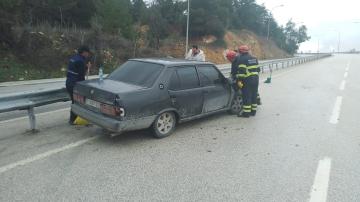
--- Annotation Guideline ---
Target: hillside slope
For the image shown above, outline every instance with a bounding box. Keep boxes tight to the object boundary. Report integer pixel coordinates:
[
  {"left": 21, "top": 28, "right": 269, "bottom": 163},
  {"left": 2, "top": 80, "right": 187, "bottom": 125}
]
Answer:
[
  {"left": 0, "top": 29, "right": 289, "bottom": 82},
  {"left": 160, "top": 30, "right": 289, "bottom": 64}
]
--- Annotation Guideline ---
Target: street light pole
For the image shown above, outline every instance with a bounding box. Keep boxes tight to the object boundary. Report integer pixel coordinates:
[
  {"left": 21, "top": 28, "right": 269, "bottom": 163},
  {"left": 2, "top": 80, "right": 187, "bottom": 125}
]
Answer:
[
  {"left": 267, "top": 18, "right": 271, "bottom": 40},
  {"left": 337, "top": 32, "right": 341, "bottom": 53},
  {"left": 266, "top": 4, "right": 284, "bottom": 40},
  {"left": 185, "top": 0, "right": 190, "bottom": 57},
  {"left": 317, "top": 39, "right": 320, "bottom": 53}
]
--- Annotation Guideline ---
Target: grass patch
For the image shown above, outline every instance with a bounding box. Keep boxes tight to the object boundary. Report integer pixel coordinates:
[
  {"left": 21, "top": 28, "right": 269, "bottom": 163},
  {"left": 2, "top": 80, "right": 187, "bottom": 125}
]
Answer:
[{"left": 0, "top": 58, "right": 65, "bottom": 82}]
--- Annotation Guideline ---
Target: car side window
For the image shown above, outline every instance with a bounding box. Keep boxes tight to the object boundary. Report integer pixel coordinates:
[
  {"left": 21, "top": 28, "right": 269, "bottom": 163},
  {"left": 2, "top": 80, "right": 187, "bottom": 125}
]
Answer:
[
  {"left": 197, "top": 65, "right": 222, "bottom": 86},
  {"left": 170, "top": 66, "right": 199, "bottom": 90},
  {"left": 169, "top": 71, "right": 180, "bottom": 90}
]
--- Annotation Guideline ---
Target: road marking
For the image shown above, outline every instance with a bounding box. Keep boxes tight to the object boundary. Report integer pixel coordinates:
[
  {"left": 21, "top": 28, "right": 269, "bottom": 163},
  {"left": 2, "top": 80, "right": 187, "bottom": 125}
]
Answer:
[
  {"left": 344, "top": 72, "right": 348, "bottom": 78},
  {"left": 345, "top": 62, "right": 350, "bottom": 71},
  {"left": 0, "top": 135, "right": 100, "bottom": 175},
  {"left": 0, "top": 108, "right": 70, "bottom": 125},
  {"left": 329, "top": 96, "right": 343, "bottom": 124},
  {"left": 309, "top": 157, "right": 332, "bottom": 202},
  {"left": 339, "top": 80, "right": 346, "bottom": 91}
]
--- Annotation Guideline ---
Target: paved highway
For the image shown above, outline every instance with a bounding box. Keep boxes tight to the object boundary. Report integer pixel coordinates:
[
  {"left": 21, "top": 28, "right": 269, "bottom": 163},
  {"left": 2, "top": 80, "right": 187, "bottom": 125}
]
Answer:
[{"left": 0, "top": 54, "right": 359, "bottom": 201}]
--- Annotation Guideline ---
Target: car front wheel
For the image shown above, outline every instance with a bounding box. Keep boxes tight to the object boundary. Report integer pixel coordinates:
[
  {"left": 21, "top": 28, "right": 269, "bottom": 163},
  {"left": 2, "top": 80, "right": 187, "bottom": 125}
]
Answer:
[
  {"left": 152, "top": 111, "right": 176, "bottom": 138},
  {"left": 229, "top": 92, "right": 243, "bottom": 114}
]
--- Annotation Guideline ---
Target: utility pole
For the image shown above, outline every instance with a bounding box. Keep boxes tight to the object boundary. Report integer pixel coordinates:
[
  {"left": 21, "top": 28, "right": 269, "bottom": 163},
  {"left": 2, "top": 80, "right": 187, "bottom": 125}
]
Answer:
[
  {"left": 267, "top": 4, "right": 284, "bottom": 40},
  {"left": 185, "top": 0, "right": 190, "bottom": 57},
  {"left": 337, "top": 32, "right": 341, "bottom": 53}
]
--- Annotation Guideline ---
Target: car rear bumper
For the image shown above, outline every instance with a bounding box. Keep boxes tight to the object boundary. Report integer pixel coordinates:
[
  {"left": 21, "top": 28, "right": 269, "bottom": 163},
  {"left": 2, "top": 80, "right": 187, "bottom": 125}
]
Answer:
[{"left": 71, "top": 104, "right": 156, "bottom": 133}]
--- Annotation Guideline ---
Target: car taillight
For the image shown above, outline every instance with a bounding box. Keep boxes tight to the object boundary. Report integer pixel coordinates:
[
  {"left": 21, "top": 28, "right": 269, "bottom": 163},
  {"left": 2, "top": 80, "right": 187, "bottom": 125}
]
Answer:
[
  {"left": 73, "top": 93, "right": 85, "bottom": 104},
  {"left": 100, "top": 104, "right": 125, "bottom": 117}
]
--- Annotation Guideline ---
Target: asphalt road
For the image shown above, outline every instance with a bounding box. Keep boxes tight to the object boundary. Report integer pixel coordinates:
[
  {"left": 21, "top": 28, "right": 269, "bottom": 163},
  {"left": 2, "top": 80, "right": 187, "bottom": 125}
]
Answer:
[{"left": 0, "top": 54, "right": 359, "bottom": 201}]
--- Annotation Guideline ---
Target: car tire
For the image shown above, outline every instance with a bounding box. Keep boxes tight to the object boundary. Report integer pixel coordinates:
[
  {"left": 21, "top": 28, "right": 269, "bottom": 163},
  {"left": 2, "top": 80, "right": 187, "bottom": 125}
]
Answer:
[
  {"left": 229, "top": 92, "right": 243, "bottom": 115},
  {"left": 152, "top": 111, "right": 176, "bottom": 138}
]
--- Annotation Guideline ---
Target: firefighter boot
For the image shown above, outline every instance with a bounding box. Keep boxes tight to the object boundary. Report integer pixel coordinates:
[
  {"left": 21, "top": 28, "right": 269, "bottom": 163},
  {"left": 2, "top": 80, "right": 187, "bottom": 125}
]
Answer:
[
  {"left": 238, "top": 111, "right": 250, "bottom": 118},
  {"left": 239, "top": 105, "right": 251, "bottom": 118},
  {"left": 251, "top": 104, "right": 257, "bottom": 116}
]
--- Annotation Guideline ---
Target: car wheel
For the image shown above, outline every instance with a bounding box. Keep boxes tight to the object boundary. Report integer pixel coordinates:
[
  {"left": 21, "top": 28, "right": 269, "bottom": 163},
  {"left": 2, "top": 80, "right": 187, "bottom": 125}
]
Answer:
[
  {"left": 229, "top": 92, "right": 243, "bottom": 114},
  {"left": 152, "top": 111, "right": 176, "bottom": 138}
]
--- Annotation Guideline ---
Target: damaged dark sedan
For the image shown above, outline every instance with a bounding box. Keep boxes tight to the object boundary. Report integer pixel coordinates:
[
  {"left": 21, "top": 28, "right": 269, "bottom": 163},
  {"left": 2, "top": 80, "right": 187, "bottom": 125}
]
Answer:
[{"left": 71, "top": 58, "right": 242, "bottom": 138}]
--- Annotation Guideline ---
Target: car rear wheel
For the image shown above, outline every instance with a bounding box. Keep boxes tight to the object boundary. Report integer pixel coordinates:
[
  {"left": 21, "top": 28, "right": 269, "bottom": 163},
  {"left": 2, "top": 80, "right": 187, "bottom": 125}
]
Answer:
[
  {"left": 152, "top": 111, "right": 176, "bottom": 138},
  {"left": 229, "top": 92, "right": 243, "bottom": 114}
]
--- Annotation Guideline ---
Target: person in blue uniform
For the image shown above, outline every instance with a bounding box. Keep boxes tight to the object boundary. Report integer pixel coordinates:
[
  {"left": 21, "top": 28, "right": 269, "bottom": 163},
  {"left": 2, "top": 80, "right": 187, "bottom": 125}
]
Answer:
[{"left": 66, "top": 45, "right": 91, "bottom": 124}]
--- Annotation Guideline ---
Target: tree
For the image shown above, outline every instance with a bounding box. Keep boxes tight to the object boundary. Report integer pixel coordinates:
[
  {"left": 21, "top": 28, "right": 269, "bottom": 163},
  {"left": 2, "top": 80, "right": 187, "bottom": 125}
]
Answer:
[
  {"left": 189, "top": 0, "right": 227, "bottom": 38},
  {"left": 95, "top": 0, "right": 133, "bottom": 38},
  {"left": 283, "top": 20, "right": 310, "bottom": 54},
  {"left": 297, "top": 25, "right": 310, "bottom": 44},
  {"left": 131, "top": 0, "right": 147, "bottom": 23},
  {"left": 146, "top": 6, "right": 169, "bottom": 49},
  {"left": 145, "top": 0, "right": 185, "bottom": 48}
]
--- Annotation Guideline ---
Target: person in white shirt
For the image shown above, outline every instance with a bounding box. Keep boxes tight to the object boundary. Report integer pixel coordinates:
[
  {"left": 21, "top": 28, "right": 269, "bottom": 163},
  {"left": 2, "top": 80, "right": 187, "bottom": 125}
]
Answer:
[{"left": 185, "top": 45, "right": 205, "bottom": 61}]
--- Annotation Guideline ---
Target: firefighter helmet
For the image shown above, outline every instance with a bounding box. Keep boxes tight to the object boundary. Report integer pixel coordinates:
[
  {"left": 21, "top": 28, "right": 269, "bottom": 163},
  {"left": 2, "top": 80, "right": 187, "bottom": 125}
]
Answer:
[
  {"left": 238, "top": 45, "right": 250, "bottom": 53},
  {"left": 225, "top": 50, "right": 237, "bottom": 61}
]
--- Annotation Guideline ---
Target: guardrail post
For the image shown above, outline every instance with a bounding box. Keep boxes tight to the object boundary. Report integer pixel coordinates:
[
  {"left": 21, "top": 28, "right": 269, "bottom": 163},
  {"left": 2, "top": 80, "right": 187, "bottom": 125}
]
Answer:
[{"left": 27, "top": 107, "right": 37, "bottom": 133}]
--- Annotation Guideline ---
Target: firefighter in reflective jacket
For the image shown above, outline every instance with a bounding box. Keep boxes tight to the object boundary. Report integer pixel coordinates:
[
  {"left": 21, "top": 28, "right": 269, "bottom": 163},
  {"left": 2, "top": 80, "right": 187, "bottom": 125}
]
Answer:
[
  {"left": 66, "top": 45, "right": 91, "bottom": 124},
  {"left": 234, "top": 45, "right": 260, "bottom": 118}
]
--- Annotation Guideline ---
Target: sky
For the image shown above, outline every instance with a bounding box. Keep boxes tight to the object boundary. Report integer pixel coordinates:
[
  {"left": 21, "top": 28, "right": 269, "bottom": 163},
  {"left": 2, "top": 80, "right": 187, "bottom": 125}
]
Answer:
[{"left": 256, "top": 0, "right": 360, "bottom": 52}]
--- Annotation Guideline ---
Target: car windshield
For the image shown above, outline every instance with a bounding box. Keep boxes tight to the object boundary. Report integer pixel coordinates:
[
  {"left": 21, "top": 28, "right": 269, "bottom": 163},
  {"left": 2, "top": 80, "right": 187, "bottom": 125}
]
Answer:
[{"left": 108, "top": 61, "right": 164, "bottom": 88}]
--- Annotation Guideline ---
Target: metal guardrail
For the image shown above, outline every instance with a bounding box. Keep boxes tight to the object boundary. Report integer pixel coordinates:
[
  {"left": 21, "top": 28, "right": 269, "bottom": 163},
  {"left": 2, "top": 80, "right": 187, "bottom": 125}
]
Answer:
[
  {"left": 0, "top": 88, "right": 69, "bottom": 132},
  {"left": 218, "top": 53, "right": 332, "bottom": 76},
  {"left": 0, "top": 54, "right": 331, "bottom": 132}
]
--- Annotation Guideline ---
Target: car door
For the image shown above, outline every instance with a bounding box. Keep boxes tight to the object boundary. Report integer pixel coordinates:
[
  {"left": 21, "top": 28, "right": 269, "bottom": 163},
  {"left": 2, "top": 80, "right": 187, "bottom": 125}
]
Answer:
[
  {"left": 168, "top": 66, "right": 203, "bottom": 118},
  {"left": 197, "top": 64, "right": 232, "bottom": 113}
]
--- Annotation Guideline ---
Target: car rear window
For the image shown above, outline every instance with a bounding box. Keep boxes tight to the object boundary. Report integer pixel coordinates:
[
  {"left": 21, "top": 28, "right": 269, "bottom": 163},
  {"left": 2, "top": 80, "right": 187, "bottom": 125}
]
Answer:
[{"left": 108, "top": 61, "right": 164, "bottom": 88}]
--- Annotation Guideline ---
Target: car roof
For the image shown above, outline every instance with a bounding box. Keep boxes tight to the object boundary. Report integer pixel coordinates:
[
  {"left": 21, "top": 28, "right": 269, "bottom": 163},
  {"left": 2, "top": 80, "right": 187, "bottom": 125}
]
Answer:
[{"left": 129, "top": 58, "right": 214, "bottom": 67}]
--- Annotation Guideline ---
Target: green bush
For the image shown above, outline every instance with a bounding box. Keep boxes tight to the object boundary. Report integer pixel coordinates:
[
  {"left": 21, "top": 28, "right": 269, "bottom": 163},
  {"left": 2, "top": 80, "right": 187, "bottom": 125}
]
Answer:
[{"left": 0, "top": 58, "right": 64, "bottom": 82}]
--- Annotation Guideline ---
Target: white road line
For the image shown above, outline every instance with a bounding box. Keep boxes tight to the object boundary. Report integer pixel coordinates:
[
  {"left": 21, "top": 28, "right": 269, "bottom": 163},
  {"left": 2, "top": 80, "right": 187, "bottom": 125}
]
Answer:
[
  {"left": 0, "top": 108, "right": 70, "bottom": 125},
  {"left": 344, "top": 72, "right": 348, "bottom": 78},
  {"left": 339, "top": 80, "right": 346, "bottom": 91},
  {"left": 329, "top": 96, "right": 343, "bottom": 124},
  {"left": 345, "top": 62, "right": 350, "bottom": 71},
  {"left": 309, "top": 157, "right": 332, "bottom": 202},
  {"left": 0, "top": 135, "right": 100, "bottom": 175}
]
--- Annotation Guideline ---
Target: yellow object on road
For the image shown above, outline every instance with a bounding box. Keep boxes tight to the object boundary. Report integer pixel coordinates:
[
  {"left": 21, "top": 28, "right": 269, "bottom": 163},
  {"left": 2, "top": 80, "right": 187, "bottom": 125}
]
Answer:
[
  {"left": 237, "top": 81, "right": 244, "bottom": 89},
  {"left": 74, "top": 116, "right": 89, "bottom": 125}
]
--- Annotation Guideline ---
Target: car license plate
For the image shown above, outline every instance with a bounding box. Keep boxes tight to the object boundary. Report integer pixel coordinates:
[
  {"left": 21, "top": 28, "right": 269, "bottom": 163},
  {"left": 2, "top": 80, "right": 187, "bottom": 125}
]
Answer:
[{"left": 85, "top": 99, "right": 100, "bottom": 109}]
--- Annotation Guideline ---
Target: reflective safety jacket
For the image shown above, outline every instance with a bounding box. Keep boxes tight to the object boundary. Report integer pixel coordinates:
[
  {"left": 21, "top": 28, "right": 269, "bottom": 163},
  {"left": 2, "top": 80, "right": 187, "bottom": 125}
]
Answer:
[
  {"left": 66, "top": 54, "right": 86, "bottom": 88},
  {"left": 233, "top": 53, "right": 260, "bottom": 80}
]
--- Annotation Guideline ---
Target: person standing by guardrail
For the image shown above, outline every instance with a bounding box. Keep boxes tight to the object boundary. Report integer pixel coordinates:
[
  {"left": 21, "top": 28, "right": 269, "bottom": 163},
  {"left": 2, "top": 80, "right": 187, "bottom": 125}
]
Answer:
[
  {"left": 185, "top": 45, "right": 206, "bottom": 61},
  {"left": 65, "top": 45, "right": 91, "bottom": 124},
  {"left": 234, "top": 45, "right": 260, "bottom": 118}
]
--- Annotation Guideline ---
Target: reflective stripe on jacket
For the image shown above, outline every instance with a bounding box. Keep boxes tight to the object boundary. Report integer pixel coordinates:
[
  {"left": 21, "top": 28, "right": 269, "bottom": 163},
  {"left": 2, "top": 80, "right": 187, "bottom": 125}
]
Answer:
[{"left": 234, "top": 53, "right": 259, "bottom": 79}]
